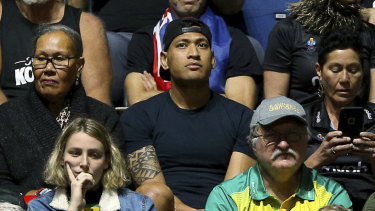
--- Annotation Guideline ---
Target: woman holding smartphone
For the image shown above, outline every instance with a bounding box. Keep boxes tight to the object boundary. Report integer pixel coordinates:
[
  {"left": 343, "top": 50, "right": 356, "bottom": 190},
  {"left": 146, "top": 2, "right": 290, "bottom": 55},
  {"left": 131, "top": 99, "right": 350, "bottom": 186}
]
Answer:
[
  {"left": 27, "top": 117, "right": 155, "bottom": 211},
  {"left": 303, "top": 29, "right": 375, "bottom": 210}
]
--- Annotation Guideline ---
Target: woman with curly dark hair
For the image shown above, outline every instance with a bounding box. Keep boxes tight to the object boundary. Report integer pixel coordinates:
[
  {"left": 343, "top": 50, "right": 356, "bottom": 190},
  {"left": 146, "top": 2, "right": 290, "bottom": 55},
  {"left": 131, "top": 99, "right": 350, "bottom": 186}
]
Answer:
[{"left": 303, "top": 29, "right": 375, "bottom": 210}]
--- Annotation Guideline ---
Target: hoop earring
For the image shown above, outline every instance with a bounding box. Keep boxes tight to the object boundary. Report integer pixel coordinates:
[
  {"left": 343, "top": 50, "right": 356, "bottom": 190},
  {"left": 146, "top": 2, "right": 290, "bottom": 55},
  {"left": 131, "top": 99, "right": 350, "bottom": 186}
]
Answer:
[{"left": 318, "top": 79, "right": 324, "bottom": 97}]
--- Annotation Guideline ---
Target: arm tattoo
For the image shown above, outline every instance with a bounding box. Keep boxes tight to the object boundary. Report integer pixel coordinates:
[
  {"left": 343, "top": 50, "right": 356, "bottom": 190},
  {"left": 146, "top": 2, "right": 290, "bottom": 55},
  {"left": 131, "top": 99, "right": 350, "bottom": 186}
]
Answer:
[{"left": 127, "top": 145, "right": 162, "bottom": 186}]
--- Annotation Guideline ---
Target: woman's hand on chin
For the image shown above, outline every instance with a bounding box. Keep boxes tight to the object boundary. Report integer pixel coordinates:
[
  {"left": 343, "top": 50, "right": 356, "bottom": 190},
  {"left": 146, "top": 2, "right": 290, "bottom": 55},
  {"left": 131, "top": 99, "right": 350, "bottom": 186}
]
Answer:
[
  {"left": 352, "top": 132, "right": 375, "bottom": 160},
  {"left": 66, "top": 163, "right": 95, "bottom": 211},
  {"left": 305, "top": 131, "right": 352, "bottom": 169}
]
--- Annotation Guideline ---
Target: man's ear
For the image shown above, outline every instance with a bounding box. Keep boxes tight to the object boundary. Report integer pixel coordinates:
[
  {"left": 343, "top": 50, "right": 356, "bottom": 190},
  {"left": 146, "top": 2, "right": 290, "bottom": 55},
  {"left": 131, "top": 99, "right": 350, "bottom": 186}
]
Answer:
[
  {"left": 211, "top": 51, "right": 216, "bottom": 69},
  {"left": 160, "top": 51, "right": 169, "bottom": 70}
]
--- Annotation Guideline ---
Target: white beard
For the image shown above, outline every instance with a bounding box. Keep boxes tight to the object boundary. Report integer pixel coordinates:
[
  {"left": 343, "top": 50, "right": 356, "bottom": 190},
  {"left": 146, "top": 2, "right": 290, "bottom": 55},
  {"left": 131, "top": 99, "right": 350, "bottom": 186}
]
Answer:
[{"left": 21, "top": 0, "right": 50, "bottom": 5}]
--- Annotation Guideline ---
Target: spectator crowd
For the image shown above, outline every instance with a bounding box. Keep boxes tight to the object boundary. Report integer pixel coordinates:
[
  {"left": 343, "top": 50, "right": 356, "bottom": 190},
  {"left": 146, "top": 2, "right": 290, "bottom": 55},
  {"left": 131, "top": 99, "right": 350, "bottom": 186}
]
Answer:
[{"left": 0, "top": 0, "right": 375, "bottom": 210}]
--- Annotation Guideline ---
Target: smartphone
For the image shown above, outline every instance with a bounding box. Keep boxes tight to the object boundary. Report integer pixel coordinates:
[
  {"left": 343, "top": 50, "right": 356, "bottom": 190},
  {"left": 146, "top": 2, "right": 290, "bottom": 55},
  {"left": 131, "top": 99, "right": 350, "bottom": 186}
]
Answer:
[{"left": 338, "top": 107, "right": 364, "bottom": 140}]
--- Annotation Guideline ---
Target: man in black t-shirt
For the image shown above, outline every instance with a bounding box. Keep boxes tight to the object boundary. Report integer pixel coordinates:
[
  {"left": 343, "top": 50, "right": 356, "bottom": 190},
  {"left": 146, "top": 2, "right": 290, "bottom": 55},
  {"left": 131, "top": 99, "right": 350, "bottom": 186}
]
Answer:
[
  {"left": 121, "top": 18, "right": 255, "bottom": 210},
  {"left": 124, "top": 0, "right": 262, "bottom": 109},
  {"left": 71, "top": 0, "right": 249, "bottom": 106}
]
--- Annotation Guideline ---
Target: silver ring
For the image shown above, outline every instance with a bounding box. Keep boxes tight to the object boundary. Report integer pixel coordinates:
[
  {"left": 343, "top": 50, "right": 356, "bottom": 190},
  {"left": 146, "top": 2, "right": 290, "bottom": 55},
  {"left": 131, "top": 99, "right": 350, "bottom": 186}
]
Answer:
[
  {"left": 76, "top": 177, "right": 79, "bottom": 181},
  {"left": 331, "top": 147, "right": 336, "bottom": 154}
]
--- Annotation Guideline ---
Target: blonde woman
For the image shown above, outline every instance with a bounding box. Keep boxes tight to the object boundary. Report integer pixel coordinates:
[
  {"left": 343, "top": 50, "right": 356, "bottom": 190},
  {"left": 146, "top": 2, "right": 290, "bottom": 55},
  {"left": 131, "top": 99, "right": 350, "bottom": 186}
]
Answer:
[{"left": 28, "top": 117, "right": 155, "bottom": 211}]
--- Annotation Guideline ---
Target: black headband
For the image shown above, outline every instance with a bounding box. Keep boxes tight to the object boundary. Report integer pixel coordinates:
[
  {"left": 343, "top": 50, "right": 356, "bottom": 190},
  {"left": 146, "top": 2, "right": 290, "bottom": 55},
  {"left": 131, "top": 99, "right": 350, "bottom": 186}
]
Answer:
[{"left": 163, "top": 18, "right": 212, "bottom": 50}]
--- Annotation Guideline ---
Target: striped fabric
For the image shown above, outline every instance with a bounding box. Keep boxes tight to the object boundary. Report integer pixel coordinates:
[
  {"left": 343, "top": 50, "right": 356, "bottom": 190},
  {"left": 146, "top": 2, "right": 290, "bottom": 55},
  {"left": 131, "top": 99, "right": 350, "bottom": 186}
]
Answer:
[
  {"left": 152, "top": 8, "right": 173, "bottom": 91},
  {"left": 205, "top": 163, "right": 352, "bottom": 210}
]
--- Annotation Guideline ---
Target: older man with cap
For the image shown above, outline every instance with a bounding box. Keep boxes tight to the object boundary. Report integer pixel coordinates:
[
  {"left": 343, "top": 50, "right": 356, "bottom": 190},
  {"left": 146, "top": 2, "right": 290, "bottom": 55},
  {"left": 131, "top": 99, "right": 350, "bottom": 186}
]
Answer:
[
  {"left": 121, "top": 18, "right": 256, "bottom": 210},
  {"left": 205, "top": 96, "right": 352, "bottom": 210}
]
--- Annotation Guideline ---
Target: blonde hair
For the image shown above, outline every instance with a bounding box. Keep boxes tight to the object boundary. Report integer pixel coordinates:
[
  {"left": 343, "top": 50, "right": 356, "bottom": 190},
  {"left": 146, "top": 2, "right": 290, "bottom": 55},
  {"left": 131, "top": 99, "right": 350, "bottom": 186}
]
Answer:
[{"left": 44, "top": 117, "right": 130, "bottom": 189}]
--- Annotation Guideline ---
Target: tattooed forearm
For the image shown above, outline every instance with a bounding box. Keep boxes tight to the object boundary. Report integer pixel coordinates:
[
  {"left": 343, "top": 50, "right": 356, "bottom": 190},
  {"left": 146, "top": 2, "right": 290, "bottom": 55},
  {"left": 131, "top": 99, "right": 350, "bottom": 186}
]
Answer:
[{"left": 127, "top": 145, "right": 162, "bottom": 186}]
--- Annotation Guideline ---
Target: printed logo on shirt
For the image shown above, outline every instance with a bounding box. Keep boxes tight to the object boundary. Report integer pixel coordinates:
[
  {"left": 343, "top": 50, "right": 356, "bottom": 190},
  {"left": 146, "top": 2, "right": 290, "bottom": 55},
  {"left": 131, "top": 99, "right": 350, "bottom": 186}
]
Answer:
[
  {"left": 322, "top": 161, "right": 369, "bottom": 173},
  {"left": 316, "top": 111, "right": 321, "bottom": 123},
  {"left": 306, "top": 37, "right": 317, "bottom": 53},
  {"left": 316, "top": 133, "right": 325, "bottom": 141},
  {"left": 365, "top": 108, "right": 372, "bottom": 120},
  {"left": 14, "top": 57, "right": 34, "bottom": 86}
]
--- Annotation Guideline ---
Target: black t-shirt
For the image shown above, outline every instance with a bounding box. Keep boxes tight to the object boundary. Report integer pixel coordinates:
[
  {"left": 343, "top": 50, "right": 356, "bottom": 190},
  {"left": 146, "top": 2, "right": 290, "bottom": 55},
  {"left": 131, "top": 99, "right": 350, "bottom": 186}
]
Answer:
[
  {"left": 98, "top": 0, "right": 169, "bottom": 32},
  {"left": 126, "top": 25, "right": 263, "bottom": 90},
  {"left": 121, "top": 92, "right": 254, "bottom": 209},
  {"left": 97, "top": 0, "right": 246, "bottom": 33},
  {"left": 303, "top": 98, "right": 375, "bottom": 210},
  {"left": 263, "top": 16, "right": 375, "bottom": 104}
]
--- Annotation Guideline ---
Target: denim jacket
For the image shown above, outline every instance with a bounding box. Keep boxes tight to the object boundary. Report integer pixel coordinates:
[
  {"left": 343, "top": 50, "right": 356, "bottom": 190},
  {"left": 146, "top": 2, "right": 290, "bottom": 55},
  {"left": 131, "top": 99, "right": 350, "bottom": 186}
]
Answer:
[{"left": 27, "top": 187, "right": 155, "bottom": 211}]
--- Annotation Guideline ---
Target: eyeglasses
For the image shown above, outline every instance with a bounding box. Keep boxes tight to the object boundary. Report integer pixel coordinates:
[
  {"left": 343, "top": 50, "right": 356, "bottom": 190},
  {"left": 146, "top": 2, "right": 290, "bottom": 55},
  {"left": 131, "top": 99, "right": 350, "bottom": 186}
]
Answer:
[
  {"left": 32, "top": 56, "right": 78, "bottom": 69},
  {"left": 255, "top": 132, "right": 305, "bottom": 146}
]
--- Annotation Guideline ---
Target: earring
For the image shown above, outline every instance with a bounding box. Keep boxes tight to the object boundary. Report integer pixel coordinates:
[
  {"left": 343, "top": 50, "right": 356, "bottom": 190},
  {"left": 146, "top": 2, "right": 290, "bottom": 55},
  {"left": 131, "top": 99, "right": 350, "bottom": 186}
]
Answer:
[
  {"left": 318, "top": 79, "right": 324, "bottom": 97},
  {"left": 75, "top": 77, "right": 79, "bottom": 86}
]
